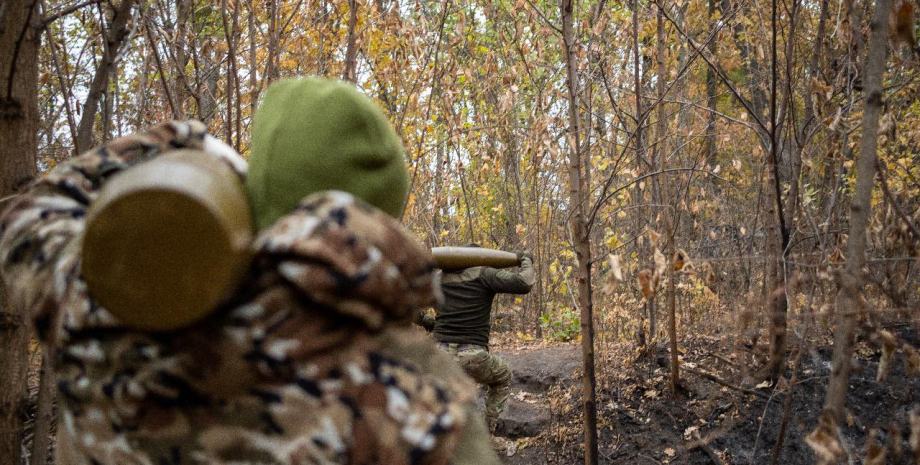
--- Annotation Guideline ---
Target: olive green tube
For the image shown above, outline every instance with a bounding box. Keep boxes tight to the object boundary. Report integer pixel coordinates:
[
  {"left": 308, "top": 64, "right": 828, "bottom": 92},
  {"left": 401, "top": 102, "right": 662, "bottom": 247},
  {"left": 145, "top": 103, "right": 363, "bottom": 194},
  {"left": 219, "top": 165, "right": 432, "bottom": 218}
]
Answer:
[
  {"left": 431, "top": 246, "right": 519, "bottom": 270},
  {"left": 82, "top": 150, "right": 253, "bottom": 332}
]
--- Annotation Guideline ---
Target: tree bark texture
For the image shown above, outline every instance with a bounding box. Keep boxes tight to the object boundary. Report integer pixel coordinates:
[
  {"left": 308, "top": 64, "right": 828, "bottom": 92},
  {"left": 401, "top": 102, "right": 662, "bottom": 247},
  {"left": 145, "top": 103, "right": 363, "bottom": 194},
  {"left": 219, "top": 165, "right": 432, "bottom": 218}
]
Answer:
[
  {"left": 0, "top": 1, "right": 40, "bottom": 462},
  {"left": 30, "top": 351, "right": 55, "bottom": 465},
  {"left": 823, "top": 0, "right": 891, "bottom": 424},
  {"left": 343, "top": 0, "right": 358, "bottom": 82},
  {"left": 704, "top": 0, "right": 718, "bottom": 166}
]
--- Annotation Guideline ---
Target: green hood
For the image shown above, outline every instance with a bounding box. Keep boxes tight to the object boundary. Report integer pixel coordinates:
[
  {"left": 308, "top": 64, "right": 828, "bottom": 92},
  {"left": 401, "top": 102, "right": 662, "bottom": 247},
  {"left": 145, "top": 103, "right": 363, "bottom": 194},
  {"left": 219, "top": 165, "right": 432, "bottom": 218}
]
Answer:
[{"left": 246, "top": 77, "right": 409, "bottom": 230}]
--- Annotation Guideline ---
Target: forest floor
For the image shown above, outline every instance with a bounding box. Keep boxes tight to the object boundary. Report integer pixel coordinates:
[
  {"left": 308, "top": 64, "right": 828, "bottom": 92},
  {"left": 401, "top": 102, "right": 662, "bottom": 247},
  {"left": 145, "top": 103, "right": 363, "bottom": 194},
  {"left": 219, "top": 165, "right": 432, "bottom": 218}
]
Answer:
[
  {"left": 489, "top": 322, "right": 920, "bottom": 465},
  {"left": 19, "top": 322, "right": 919, "bottom": 464}
]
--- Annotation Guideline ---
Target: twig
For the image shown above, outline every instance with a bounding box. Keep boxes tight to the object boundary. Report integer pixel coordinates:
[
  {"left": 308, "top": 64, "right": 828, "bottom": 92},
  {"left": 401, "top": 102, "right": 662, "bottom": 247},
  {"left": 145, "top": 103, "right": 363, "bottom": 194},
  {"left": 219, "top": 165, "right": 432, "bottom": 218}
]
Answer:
[
  {"left": 877, "top": 158, "right": 920, "bottom": 239},
  {"left": 707, "top": 352, "right": 738, "bottom": 368},
  {"left": 41, "top": 0, "right": 101, "bottom": 27},
  {"left": 690, "top": 441, "right": 725, "bottom": 465},
  {"left": 684, "top": 367, "right": 774, "bottom": 400}
]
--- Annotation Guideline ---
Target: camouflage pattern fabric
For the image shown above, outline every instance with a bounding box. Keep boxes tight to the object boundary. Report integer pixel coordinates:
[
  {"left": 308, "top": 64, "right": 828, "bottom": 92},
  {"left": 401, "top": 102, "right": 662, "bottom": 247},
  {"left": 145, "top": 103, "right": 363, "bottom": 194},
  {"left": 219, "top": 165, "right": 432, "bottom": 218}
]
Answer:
[
  {"left": 0, "top": 121, "right": 499, "bottom": 465},
  {"left": 439, "top": 343, "right": 511, "bottom": 433}
]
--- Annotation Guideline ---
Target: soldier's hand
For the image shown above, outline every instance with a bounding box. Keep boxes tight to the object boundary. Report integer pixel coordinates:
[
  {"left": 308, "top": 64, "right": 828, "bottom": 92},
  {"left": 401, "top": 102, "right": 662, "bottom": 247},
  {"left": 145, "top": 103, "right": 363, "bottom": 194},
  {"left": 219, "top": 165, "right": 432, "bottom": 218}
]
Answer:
[{"left": 515, "top": 251, "right": 533, "bottom": 263}]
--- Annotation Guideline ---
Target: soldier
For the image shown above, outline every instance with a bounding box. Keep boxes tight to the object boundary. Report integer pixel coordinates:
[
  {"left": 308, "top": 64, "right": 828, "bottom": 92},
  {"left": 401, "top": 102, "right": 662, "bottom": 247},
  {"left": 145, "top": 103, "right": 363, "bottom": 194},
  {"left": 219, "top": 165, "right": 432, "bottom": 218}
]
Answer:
[
  {"left": 432, "top": 245, "right": 535, "bottom": 433},
  {"left": 0, "top": 78, "right": 499, "bottom": 464}
]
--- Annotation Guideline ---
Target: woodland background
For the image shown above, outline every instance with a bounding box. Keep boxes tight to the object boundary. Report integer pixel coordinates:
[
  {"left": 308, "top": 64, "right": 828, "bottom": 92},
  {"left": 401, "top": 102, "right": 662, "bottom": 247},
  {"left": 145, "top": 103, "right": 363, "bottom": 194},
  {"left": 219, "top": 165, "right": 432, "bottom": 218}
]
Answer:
[{"left": 1, "top": 0, "right": 919, "bottom": 463}]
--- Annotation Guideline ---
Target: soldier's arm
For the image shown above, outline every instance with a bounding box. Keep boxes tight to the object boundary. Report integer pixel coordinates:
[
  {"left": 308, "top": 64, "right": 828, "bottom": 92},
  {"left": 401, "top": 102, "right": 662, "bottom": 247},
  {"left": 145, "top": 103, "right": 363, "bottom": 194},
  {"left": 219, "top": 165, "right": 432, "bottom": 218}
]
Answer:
[
  {"left": 481, "top": 255, "right": 535, "bottom": 295},
  {"left": 0, "top": 121, "right": 217, "bottom": 341}
]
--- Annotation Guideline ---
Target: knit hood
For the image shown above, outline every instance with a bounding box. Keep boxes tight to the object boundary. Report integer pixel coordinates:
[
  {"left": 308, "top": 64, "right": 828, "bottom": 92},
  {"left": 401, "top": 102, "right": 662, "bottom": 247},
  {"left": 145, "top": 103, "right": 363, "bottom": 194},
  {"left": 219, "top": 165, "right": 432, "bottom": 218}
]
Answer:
[{"left": 246, "top": 77, "right": 409, "bottom": 231}]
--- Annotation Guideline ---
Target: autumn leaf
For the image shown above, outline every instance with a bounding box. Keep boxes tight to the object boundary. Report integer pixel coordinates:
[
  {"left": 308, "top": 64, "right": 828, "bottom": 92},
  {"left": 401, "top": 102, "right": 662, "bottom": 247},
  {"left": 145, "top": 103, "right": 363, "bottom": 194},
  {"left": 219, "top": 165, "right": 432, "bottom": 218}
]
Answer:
[
  {"left": 646, "top": 226, "right": 661, "bottom": 245},
  {"left": 603, "top": 254, "right": 624, "bottom": 295},
  {"left": 876, "top": 330, "right": 898, "bottom": 383},
  {"left": 910, "top": 409, "right": 920, "bottom": 454},
  {"left": 864, "top": 429, "right": 886, "bottom": 465},
  {"left": 806, "top": 412, "right": 847, "bottom": 465},
  {"left": 903, "top": 343, "right": 920, "bottom": 377},
  {"left": 653, "top": 249, "right": 666, "bottom": 279},
  {"left": 701, "top": 261, "right": 717, "bottom": 289},
  {"left": 638, "top": 269, "right": 655, "bottom": 299},
  {"left": 673, "top": 248, "right": 690, "bottom": 271}
]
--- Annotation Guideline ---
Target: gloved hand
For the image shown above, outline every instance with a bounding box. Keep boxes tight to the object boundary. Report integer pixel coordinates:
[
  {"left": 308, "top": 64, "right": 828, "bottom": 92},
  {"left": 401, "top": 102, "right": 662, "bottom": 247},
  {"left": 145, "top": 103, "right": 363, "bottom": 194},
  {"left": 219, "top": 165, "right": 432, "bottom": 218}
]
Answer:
[{"left": 515, "top": 251, "right": 533, "bottom": 263}]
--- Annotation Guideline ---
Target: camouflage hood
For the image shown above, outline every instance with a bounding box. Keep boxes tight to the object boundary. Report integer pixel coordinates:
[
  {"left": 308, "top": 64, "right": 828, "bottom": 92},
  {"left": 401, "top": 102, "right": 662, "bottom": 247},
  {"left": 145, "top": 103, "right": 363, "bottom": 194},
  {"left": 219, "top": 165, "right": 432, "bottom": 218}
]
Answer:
[{"left": 253, "top": 190, "right": 441, "bottom": 330}]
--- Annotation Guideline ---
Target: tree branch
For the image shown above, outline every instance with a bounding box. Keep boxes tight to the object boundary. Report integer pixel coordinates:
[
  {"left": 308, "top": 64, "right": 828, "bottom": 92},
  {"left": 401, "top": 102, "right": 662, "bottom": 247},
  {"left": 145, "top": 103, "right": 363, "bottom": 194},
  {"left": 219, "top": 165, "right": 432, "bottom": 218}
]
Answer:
[
  {"left": 41, "top": 0, "right": 102, "bottom": 28},
  {"left": 877, "top": 158, "right": 920, "bottom": 240},
  {"left": 653, "top": 0, "right": 769, "bottom": 135}
]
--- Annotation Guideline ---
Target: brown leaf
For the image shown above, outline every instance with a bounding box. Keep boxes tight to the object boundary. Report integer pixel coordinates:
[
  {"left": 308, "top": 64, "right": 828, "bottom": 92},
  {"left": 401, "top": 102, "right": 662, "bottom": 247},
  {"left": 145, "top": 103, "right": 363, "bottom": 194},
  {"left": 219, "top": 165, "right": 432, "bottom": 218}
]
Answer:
[
  {"left": 638, "top": 269, "right": 655, "bottom": 299},
  {"left": 602, "top": 254, "right": 623, "bottom": 295},
  {"left": 646, "top": 227, "right": 661, "bottom": 245},
  {"left": 910, "top": 408, "right": 920, "bottom": 455},
  {"left": 889, "top": 1, "right": 918, "bottom": 52},
  {"left": 876, "top": 330, "right": 898, "bottom": 383},
  {"left": 903, "top": 343, "right": 920, "bottom": 377},
  {"left": 653, "top": 249, "right": 666, "bottom": 280},
  {"left": 865, "top": 429, "right": 887, "bottom": 465},
  {"left": 829, "top": 248, "right": 846, "bottom": 264},
  {"left": 806, "top": 412, "right": 847, "bottom": 465},
  {"left": 811, "top": 77, "right": 831, "bottom": 97},
  {"left": 673, "top": 248, "right": 689, "bottom": 271},
  {"left": 701, "top": 261, "right": 717, "bottom": 288}
]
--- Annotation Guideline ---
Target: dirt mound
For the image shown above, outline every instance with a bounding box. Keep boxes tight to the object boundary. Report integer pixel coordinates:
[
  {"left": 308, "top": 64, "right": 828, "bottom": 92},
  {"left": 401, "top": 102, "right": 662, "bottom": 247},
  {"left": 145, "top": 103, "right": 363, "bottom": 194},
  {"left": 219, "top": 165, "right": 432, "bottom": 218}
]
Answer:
[
  {"left": 491, "top": 345, "right": 580, "bottom": 440},
  {"left": 502, "top": 345, "right": 582, "bottom": 392}
]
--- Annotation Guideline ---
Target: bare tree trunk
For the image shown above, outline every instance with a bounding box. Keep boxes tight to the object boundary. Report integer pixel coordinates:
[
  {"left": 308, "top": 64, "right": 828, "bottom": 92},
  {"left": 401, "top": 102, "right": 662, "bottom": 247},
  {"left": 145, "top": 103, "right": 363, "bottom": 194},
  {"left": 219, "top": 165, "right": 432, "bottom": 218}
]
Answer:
[
  {"left": 561, "top": 0, "right": 598, "bottom": 462},
  {"left": 764, "top": 0, "right": 791, "bottom": 383},
  {"left": 704, "top": 0, "right": 718, "bottom": 166},
  {"left": 343, "top": 0, "right": 358, "bottom": 82},
  {"left": 248, "top": 0, "right": 259, "bottom": 120},
  {"left": 0, "top": 1, "right": 40, "bottom": 462},
  {"left": 264, "top": 0, "right": 280, "bottom": 84},
  {"left": 632, "top": 0, "right": 653, "bottom": 346},
  {"left": 75, "top": 0, "right": 137, "bottom": 153},
  {"left": 30, "top": 350, "right": 55, "bottom": 465},
  {"left": 823, "top": 0, "right": 891, "bottom": 424},
  {"left": 220, "top": 0, "right": 241, "bottom": 150},
  {"left": 174, "top": 0, "right": 192, "bottom": 117},
  {"left": 655, "top": 4, "right": 679, "bottom": 394}
]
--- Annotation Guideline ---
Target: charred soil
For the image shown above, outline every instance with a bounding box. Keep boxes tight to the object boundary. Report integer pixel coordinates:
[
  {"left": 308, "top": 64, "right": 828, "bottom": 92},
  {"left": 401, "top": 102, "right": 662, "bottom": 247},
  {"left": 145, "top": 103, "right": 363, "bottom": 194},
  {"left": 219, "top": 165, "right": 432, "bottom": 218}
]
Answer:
[{"left": 492, "top": 324, "right": 920, "bottom": 464}]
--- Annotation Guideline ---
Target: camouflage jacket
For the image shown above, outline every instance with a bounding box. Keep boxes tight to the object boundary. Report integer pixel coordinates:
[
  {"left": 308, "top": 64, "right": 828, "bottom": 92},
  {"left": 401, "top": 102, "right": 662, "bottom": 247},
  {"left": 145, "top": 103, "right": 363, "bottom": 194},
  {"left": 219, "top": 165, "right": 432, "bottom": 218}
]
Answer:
[{"left": 0, "top": 121, "right": 498, "bottom": 465}]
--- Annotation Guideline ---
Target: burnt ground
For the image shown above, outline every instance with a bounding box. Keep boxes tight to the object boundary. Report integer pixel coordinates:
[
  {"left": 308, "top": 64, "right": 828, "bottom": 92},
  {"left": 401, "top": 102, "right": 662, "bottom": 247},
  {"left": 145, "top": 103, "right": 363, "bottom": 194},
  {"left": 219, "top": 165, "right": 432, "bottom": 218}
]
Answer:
[
  {"left": 19, "top": 324, "right": 919, "bottom": 464},
  {"left": 491, "top": 325, "right": 920, "bottom": 464}
]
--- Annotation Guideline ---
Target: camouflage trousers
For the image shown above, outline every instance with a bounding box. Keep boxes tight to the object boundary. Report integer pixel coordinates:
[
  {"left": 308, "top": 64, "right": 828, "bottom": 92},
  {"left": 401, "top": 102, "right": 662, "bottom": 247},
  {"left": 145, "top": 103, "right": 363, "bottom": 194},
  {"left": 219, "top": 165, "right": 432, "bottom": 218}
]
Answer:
[{"left": 439, "top": 343, "right": 512, "bottom": 432}]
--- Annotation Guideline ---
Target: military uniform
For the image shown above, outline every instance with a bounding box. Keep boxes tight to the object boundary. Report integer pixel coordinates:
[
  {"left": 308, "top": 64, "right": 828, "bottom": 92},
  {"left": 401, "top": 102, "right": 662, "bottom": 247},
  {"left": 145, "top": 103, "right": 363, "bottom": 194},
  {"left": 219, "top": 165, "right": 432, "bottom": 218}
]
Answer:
[
  {"left": 433, "top": 258, "right": 535, "bottom": 432},
  {"left": 0, "top": 121, "right": 499, "bottom": 465}
]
